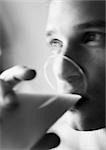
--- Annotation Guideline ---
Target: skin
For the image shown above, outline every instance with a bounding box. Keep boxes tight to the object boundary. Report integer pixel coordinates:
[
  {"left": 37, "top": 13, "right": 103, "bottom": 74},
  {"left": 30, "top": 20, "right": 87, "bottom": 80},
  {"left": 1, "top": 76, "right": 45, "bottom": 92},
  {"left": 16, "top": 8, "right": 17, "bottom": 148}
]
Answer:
[
  {"left": 0, "top": 66, "right": 36, "bottom": 110},
  {"left": 0, "top": 1, "right": 105, "bottom": 149},
  {"left": 46, "top": 0, "right": 105, "bottom": 131},
  {"left": 0, "top": 0, "right": 105, "bottom": 132}
]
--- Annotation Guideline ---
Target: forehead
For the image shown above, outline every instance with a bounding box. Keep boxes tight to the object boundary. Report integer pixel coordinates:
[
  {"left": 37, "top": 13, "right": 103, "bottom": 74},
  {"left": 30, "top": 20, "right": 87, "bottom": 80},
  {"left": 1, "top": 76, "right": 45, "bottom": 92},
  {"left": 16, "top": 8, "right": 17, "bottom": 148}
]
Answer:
[
  {"left": 49, "top": 0, "right": 105, "bottom": 17},
  {"left": 47, "top": 0, "right": 105, "bottom": 35}
]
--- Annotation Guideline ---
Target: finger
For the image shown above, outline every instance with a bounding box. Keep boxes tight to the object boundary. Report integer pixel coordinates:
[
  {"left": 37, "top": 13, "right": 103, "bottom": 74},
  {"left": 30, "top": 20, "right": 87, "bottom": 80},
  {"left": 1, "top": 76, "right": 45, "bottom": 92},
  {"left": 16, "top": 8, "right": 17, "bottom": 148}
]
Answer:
[
  {"left": 0, "top": 80, "right": 12, "bottom": 108},
  {"left": 0, "top": 80, "right": 6, "bottom": 107},
  {"left": 0, "top": 79, "right": 19, "bottom": 111},
  {"left": 0, "top": 66, "right": 36, "bottom": 87}
]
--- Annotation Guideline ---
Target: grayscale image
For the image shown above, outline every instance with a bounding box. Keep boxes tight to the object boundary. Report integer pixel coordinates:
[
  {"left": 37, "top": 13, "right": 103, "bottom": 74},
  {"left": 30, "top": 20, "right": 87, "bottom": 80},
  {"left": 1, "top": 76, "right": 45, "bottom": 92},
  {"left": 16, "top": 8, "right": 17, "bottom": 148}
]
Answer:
[{"left": 0, "top": 0, "right": 105, "bottom": 150}]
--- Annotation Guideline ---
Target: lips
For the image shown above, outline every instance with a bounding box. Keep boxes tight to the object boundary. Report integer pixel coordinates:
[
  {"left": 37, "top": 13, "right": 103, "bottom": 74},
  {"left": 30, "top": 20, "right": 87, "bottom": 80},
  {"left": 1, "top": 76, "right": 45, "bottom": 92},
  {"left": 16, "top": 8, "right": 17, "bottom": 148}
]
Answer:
[
  {"left": 68, "top": 75, "right": 87, "bottom": 94},
  {"left": 57, "top": 74, "right": 87, "bottom": 95}
]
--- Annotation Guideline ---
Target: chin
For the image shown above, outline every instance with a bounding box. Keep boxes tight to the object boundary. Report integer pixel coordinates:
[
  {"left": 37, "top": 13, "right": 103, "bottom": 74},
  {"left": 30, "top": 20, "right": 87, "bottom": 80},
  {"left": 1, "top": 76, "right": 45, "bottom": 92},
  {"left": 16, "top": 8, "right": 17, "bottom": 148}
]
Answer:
[
  {"left": 69, "top": 96, "right": 105, "bottom": 131},
  {"left": 71, "top": 113, "right": 106, "bottom": 131},
  {"left": 57, "top": 82, "right": 105, "bottom": 131}
]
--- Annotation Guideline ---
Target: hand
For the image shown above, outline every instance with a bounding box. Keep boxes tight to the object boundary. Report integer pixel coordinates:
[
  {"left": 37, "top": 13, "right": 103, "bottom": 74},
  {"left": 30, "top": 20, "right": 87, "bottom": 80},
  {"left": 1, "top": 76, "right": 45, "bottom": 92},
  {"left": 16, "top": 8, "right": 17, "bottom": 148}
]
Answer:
[{"left": 0, "top": 65, "right": 36, "bottom": 110}]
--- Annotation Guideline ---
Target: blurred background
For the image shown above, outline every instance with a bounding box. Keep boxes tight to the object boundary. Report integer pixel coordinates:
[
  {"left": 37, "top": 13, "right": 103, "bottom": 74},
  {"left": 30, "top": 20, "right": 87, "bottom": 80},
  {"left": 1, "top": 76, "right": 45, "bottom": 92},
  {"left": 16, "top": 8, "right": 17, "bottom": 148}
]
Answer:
[{"left": 0, "top": 0, "right": 54, "bottom": 94}]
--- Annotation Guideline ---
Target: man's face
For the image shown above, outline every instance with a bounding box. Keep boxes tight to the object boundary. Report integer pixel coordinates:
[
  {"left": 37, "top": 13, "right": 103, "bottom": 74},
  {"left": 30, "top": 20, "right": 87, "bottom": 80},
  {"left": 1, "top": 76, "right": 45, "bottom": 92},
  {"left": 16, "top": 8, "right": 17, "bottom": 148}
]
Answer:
[{"left": 46, "top": 0, "right": 105, "bottom": 130}]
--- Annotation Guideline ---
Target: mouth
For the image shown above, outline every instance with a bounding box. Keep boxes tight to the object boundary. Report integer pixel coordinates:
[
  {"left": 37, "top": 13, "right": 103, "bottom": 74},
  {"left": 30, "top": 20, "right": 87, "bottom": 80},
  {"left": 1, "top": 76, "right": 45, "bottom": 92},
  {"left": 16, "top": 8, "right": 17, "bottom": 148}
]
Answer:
[
  {"left": 56, "top": 75, "right": 89, "bottom": 111},
  {"left": 74, "top": 95, "right": 89, "bottom": 108},
  {"left": 57, "top": 75, "right": 87, "bottom": 95}
]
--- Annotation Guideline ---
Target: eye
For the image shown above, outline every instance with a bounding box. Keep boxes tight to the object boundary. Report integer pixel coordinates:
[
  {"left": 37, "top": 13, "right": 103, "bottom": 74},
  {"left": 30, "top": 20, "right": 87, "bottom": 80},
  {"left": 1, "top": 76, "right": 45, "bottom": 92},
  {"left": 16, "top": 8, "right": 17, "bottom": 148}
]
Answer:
[
  {"left": 49, "top": 39, "right": 63, "bottom": 54},
  {"left": 50, "top": 39, "right": 63, "bottom": 48},
  {"left": 81, "top": 32, "right": 104, "bottom": 47}
]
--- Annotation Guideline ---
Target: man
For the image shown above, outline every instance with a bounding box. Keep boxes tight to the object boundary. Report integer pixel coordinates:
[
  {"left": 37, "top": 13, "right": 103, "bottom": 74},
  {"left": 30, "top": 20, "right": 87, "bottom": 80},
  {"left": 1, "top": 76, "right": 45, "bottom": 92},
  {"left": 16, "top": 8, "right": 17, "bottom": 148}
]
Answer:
[
  {"left": 44, "top": 0, "right": 105, "bottom": 149},
  {"left": 0, "top": 0, "right": 105, "bottom": 149},
  {"left": 46, "top": 0, "right": 105, "bottom": 131}
]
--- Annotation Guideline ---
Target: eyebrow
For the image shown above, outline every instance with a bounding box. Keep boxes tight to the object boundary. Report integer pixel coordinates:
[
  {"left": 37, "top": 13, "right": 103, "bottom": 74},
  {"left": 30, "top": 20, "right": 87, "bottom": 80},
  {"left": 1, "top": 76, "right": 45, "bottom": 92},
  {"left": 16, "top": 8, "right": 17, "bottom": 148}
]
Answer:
[
  {"left": 46, "top": 20, "right": 105, "bottom": 37},
  {"left": 74, "top": 20, "right": 105, "bottom": 30}
]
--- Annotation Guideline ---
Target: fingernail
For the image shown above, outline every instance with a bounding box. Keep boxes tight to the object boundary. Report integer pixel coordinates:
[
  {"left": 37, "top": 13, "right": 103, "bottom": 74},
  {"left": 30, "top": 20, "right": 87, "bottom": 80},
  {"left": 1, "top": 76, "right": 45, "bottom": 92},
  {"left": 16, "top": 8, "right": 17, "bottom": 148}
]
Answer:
[
  {"left": 31, "top": 133, "right": 60, "bottom": 150},
  {"left": 24, "top": 69, "right": 37, "bottom": 80}
]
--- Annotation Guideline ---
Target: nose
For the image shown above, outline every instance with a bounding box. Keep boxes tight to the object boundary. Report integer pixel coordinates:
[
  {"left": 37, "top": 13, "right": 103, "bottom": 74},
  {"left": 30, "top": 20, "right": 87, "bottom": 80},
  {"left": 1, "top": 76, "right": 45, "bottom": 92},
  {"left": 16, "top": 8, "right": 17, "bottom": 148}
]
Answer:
[
  {"left": 53, "top": 39, "right": 84, "bottom": 79},
  {"left": 53, "top": 55, "right": 82, "bottom": 80},
  {"left": 53, "top": 55, "right": 87, "bottom": 95}
]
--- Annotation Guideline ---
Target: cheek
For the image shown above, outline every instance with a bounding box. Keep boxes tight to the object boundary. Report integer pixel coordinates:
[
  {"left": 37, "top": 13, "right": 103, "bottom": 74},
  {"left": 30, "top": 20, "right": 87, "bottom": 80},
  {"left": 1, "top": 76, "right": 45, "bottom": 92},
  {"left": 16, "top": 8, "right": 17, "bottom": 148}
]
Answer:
[
  {"left": 83, "top": 48, "right": 105, "bottom": 98},
  {"left": 86, "top": 49, "right": 104, "bottom": 81},
  {"left": 77, "top": 46, "right": 104, "bottom": 80},
  {"left": 53, "top": 58, "right": 62, "bottom": 78},
  {"left": 53, "top": 57, "right": 72, "bottom": 79}
]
